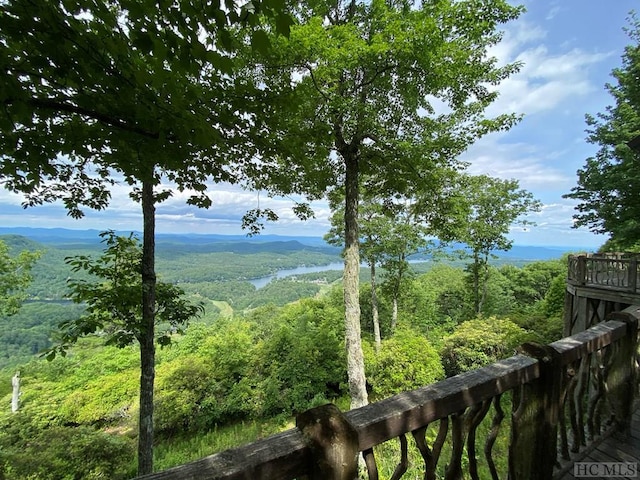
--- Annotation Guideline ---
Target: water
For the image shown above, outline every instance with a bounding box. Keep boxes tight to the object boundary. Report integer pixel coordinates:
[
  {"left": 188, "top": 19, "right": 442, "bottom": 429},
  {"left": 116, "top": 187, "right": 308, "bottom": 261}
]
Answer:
[
  {"left": 248, "top": 259, "right": 431, "bottom": 289},
  {"left": 249, "top": 262, "right": 344, "bottom": 289}
]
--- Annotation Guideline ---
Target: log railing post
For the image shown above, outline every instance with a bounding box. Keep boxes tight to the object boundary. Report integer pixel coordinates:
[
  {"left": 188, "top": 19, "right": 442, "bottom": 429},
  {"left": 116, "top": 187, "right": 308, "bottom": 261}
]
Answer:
[
  {"left": 509, "top": 343, "right": 563, "bottom": 480},
  {"left": 628, "top": 258, "right": 638, "bottom": 292},
  {"left": 605, "top": 310, "right": 639, "bottom": 435},
  {"left": 577, "top": 256, "right": 587, "bottom": 286},
  {"left": 296, "top": 404, "right": 359, "bottom": 480}
]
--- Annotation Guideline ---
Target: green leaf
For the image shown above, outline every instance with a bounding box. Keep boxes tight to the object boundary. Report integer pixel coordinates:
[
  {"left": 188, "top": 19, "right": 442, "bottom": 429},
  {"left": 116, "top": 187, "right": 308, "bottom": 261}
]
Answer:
[
  {"left": 275, "top": 13, "right": 295, "bottom": 37},
  {"left": 251, "top": 30, "right": 271, "bottom": 55}
]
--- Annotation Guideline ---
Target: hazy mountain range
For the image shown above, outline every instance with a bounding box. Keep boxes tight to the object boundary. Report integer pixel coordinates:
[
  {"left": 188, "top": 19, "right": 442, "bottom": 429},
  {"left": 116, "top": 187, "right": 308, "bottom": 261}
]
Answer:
[{"left": 0, "top": 227, "right": 588, "bottom": 260}]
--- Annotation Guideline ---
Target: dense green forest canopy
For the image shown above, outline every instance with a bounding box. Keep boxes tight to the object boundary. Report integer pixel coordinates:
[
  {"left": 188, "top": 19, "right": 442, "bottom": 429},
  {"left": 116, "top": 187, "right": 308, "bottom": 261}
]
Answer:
[{"left": 0, "top": 237, "right": 568, "bottom": 478}]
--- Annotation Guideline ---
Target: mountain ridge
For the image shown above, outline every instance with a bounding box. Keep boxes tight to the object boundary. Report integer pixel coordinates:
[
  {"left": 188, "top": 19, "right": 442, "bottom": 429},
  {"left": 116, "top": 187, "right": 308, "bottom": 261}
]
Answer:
[{"left": 0, "top": 226, "right": 591, "bottom": 260}]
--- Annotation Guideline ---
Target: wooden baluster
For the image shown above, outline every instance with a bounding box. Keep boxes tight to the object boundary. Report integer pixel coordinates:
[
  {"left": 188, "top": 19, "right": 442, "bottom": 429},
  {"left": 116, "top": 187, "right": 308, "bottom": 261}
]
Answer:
[
  {"left": 389, "top": 434, "right": 408, "bottom": 480},
  {"left": 467, "top": 400, "right": 492, "bottom": 480},
  {"left": 444, "top": 411, "right": 465, "bottom": 480},
  {"left": 605, "top": 311, "right": 639, "bottom": 436},
  {"left": 575, "top": 354, "right": 589, "bottom": 449},
  {"left": 411, "top": 426, "right": 431, "bottom": 480},
  {"left": 484, "top": 395, "right": 505, "bottom": 480},
  {"left": 577, "top": 255, "right": 587, "bottom": 286},
  {"left": 629, "top": 258, "right": 637, "bottom": 292},
  {"left": 509, "top": 343, "right": 563, "bottom": 480},
  {"left": 362, "top": 449, "right": 378, "bottom": 480},
  {"left": 427, "top": 418, "right": 449, "bottom": 480},
  {"left": 558, "top": 365, "right": 575, "bottom": 462},
  {"left": 586, "top": 349, "right": 607, "bottom": 440}
]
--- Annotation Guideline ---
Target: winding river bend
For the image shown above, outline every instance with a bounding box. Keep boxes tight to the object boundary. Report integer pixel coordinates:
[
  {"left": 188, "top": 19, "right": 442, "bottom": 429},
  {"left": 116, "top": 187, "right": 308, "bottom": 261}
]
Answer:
[
  {"left": 249, "top": 262, "right": 345, "bottom": 289},
  {"left": 248, "top": 259, "right": 431, "bottom": 289}
]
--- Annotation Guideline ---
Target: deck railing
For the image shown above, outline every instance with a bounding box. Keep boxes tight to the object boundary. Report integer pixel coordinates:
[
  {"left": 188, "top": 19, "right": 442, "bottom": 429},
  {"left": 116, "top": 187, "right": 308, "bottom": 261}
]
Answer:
[
  {"left": 568, "top": 254, "right": 640, "bottom": 293},
  {"left": 138, "top": 309, "right": 639, "bottom": 480}
]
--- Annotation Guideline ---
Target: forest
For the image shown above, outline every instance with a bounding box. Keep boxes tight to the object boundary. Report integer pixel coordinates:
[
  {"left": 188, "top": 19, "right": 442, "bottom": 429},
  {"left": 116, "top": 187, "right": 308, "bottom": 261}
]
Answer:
[
  {"left": 0, "top": 231, "right": 571, "bottom": 479},
  {"left": 1, "top": 0, "right": 637, "bottom": 477}
]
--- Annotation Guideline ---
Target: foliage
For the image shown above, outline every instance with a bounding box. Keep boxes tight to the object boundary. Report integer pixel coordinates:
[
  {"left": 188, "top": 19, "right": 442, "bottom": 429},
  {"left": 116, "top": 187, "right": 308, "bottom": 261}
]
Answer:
[
  {"left": 448, "top": 174, "right": 541, "bottom": 314},
  {"left": 440, "top": 317, "right": 534, "bottom": 377},
  {"left": 363, "top": 328, "right": 444, "bottom": 400},
  {"left": 49, "top": 231, "right": 201, "bottom": 474},
  {"left": 499, "top": 260, "right": 565, "bottom": 312},
  {"left": 0, "top": 302, "right": 85, "bottom": 369},
  {"left": 543, "top": 273, "right": 567, "bottom": 320},
  {"left": 564, "top": 14, "right": 640, "bottom": 250},
  {"left": 253, "top": 0, "right": 524, "bottom": 409},
  {"left": 0, "top": 0, "right": 293, "bottom": 215},
  {"left": 234, "top": 278, "right": 322, "bottom": 310},
  {"left": 257, "top": 298, "right": 347, "bottom": 415},
  {"left": 0, "top": 419, "right": 135, "bottom": 480},
  {"left": 49, "top": 232, "right": 202, "bottom": 356},
  {"left": 0, "top": 0, "right": 294, "bottom": 472},
  {"left": 0, "top": 239, "right": 41, "bottom": 317},
  {"left": 402, "top": 264, "right": 468, "bottom": 334},
  {"left": 0, "top": 252, "right": 572, "bottom": 478}
]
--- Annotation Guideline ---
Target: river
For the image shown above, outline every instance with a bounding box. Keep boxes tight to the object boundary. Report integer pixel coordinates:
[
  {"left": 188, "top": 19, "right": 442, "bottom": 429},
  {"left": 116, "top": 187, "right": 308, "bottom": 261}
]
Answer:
[
  {"left": 248, "top": 259, "right": 431, "bottom": 289},
  {"left": 249, "top": 262, "right": 345, "bottom": 289}
]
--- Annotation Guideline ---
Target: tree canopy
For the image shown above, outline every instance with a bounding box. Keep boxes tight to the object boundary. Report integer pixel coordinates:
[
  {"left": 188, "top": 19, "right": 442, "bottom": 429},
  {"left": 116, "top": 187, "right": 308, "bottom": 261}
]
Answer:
[
  {"left": 0, "top": 0, "right": 292, "bottom": 473},
  {"left": 449, "top": 174, "right": 541, "bottom": 314},
  {"left": 253, "top": 0, "right": 523, "bottom": 409},
  {"left": 564, "top": 13, "right": 640, "bottom": 251},
  {"left": 0, "top": 240, "right": 41, "bottom": 317}
]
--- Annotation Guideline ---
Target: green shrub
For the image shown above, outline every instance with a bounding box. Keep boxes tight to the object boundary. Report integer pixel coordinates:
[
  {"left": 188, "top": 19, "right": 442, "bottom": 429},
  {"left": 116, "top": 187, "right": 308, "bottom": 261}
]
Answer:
[
  {"left": 364, "top": 328, "right": 444, "bottom": 400},
  {"left": 440, "top": 316, "right": 533, "bottom": 377},
  {"left": 259, "top": 298, "right": 346, "bottom": 415},
  {"left": 0, "top": 415, "right": 134, "bottom": 480},
  {"left": 155, "top": 320, "right": 261, "bottom": 434}
]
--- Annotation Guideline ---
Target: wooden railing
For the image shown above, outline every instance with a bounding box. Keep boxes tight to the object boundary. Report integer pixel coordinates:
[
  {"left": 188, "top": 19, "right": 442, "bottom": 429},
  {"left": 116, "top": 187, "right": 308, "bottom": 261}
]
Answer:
[
  {"left": 568, "top": 254, "right": 640, "bottom": 293},
  {"left": 138, "top": 311, "right": 639, "bottom": 480}
]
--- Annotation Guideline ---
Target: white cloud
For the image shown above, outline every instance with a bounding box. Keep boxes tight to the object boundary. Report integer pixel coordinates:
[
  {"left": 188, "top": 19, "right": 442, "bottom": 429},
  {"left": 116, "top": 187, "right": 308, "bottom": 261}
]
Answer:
[
  {"left": 546, "top": 5, "right": 562, "bottom": 21},
  {"left": 462, "top": 135, "right": 571, "bottom": 191},
  {"left": 487, "top": 21, "right": 615, "bottom": 117}
]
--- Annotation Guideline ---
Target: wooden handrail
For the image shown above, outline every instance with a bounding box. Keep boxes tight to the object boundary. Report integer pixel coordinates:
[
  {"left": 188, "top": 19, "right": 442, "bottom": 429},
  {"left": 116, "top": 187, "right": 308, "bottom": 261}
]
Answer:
[
  {"left": 567, "top": 254, "right": 640, "bottom": 293},
  {"left": 344, "top": 354, "right": 539, "bottom": 450},
  {"left": 137, "top": 314, "right": 638, "bottom": 480}
]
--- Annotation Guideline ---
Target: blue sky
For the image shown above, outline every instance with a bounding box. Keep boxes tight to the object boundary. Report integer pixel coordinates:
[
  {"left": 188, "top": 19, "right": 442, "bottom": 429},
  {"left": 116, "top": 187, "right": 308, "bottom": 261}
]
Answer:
[{"left": 0, "top": 0, "right": 636, "bottom": 248}]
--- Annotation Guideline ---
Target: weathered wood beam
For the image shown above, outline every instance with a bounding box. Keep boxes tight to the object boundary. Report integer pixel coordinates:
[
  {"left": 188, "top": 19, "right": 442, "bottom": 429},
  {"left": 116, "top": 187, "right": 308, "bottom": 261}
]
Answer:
[
  {"left": 550, "top": 320, "right": 627, "bottom": 366},
  {"left": 345, "top": 355, "right": 539, "bottom": 451},
  {"left": 136, "top": 429, "right": 311, "bottom": 480}
]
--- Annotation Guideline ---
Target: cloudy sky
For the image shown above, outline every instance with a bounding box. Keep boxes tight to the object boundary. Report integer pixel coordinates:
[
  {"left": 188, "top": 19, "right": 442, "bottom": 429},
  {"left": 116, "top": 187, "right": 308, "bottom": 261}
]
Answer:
[{"left": 0, "top": 0, "right": 635, "bottom": 248}]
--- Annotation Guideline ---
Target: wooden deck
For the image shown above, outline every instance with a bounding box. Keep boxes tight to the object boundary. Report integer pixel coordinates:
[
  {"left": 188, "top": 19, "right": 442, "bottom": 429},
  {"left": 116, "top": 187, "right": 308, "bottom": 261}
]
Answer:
[{"left": 558, "top": 408, "right": 640, "bottom": 480}]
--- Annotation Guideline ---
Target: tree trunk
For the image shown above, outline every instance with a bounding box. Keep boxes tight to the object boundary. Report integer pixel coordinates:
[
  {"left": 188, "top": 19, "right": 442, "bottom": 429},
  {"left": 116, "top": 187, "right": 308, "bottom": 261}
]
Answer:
[
  {"left": 391, "top": 296, "right": 398, "bottom": 332},
  {"left": 370, "top": 261, "right": 381, "bottom": 352},
  {"left": 479, "top": 252, "right": 490, "bottom": 315},
  {"left": 138, "top": 180, "right": 157, "bottom": 476},
  {"left": 473, "top": 251, "right": 481, "bottom": 315},
  {"left": 343, "top": 154, "right": 368, "bottom": 410},
  {"left": 11, "top": 371, "right": 19, "bottom": 413}
]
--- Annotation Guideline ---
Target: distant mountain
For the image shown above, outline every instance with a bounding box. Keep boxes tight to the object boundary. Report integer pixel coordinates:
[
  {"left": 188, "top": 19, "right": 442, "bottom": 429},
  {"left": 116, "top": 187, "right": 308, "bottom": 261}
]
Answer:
[
  {"left": 0, "top": 227, "right": 339, "bottom": 255},
  {"left": 0, "top": 227, "right": 105, "bottom": 244},
  {"left": 497, "top": 244, "right": 585, "bottom": 260},
  {"left": 0, "top": 227, "right": 588, "bottom": 260},
  {"left": 0, "top": 234, "right": 46, "bottom": 253}
]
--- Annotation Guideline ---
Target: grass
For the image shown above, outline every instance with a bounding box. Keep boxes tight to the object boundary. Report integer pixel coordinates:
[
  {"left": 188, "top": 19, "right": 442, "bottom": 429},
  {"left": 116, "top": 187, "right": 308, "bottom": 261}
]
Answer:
[
  {"left": 146, "top": 394, "right": 512, "bottom": 479},
  {"left": 152, "top": 416, "right": 292, "bottom": 472},
  {"left": 210, "top": 300, "right": 233, "bottom": 319}
]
